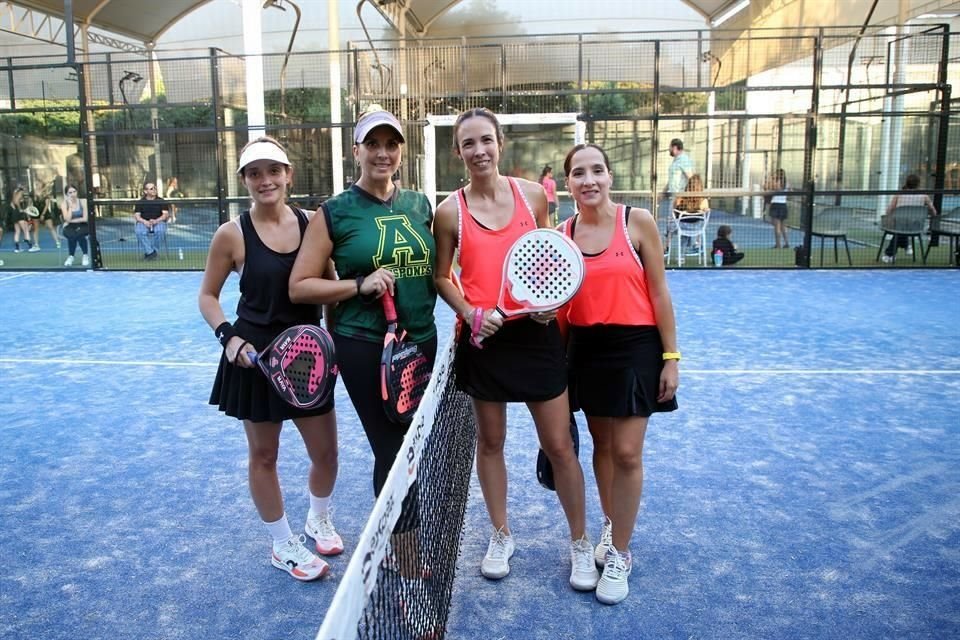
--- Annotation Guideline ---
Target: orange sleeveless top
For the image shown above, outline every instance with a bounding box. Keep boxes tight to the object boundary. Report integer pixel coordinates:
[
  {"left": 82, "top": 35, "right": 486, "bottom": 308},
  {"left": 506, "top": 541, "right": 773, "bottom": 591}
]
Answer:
[
  {"left": 562, "top": 205, "right": 657, "bottom": 327},
  {"left": 456, "top": 177, "right": 537, "bottom": 312}
]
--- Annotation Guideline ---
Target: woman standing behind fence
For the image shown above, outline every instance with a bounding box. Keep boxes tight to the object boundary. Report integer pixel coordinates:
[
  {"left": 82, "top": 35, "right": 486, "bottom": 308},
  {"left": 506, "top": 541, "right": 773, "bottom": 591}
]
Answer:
[
  {"left": 61, "top": 185, "right": 90, "bottom": 267},
  {"left": 560, "top": 143, "right": 679, "bottom": 605},
  {"left": 199, "top": 136, "right": 341, "bottom": 582},
  {"left": 539, "top": 165, "right": 559, "bottom": 225},
  {"left": 765, "top": 168, "right": 790, "bottom": 249},
  {"left": 433, "top": 107, "right": 599, "bottom": 592}
]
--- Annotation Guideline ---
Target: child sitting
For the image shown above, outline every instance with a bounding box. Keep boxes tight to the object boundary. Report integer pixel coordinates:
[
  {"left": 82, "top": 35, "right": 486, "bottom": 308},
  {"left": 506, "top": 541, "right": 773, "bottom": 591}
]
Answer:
[{"left": 712, "top": 225, "right": 745, "bottom": 265}]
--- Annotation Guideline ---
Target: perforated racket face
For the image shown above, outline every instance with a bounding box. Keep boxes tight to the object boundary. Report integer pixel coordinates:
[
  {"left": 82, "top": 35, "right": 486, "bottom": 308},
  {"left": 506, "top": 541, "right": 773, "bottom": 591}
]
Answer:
[
  {"left": 385, "top": 342, "right": 431, "bottom": 424},
  {"left": 499, "top": 229, "right": 585, "bottom": 316},
  {"left": 262, "top": 326, "right": 338, "bottom": 409}
]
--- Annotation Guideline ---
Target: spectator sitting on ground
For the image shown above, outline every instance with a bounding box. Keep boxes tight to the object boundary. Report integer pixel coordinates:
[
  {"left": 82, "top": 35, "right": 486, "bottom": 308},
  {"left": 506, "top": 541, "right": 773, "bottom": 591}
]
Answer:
[
  {"left": 712, "top": 224, "right": 745, "bottom": 265},
  {"left": 134, "top": 181, "right": 170, "bottom": 260}
]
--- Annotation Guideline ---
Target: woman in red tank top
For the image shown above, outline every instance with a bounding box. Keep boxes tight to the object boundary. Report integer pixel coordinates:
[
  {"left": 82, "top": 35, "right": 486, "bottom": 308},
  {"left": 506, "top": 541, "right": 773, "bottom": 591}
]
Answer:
[
  {"left": 562, "top": 143, "right": 680, "bottom": 605},
  {"left": 433, "top": 108, "right": 599, "bottom": 593}
]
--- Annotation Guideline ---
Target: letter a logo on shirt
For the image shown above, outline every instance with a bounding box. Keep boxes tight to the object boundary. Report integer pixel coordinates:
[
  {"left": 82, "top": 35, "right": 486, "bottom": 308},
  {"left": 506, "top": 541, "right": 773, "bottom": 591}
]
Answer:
[{"left": 374, "top": 215, "right": 432, "bottom": 274}]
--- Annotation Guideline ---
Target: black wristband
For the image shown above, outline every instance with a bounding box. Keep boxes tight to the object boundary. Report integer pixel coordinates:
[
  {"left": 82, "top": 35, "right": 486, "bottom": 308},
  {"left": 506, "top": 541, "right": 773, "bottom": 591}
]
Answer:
[
  {"left": 215, "top": 321, "right": 238, "bottom": 347},
  {"left": 355, "top": 275, "right": 365, "bottom": 298}
]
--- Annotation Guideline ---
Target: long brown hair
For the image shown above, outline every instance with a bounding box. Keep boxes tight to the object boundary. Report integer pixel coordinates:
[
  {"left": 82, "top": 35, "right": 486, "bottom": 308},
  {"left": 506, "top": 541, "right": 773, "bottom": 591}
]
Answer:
[{"left": 675, "top": 173, "right": 705, "bottom": 213}]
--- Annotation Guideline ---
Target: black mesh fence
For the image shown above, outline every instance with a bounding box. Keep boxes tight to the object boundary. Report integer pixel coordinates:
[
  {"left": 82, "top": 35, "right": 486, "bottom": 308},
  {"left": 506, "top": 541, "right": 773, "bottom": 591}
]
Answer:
[{"left": 0, "top": 24, "right": 957, "bottom": 270}]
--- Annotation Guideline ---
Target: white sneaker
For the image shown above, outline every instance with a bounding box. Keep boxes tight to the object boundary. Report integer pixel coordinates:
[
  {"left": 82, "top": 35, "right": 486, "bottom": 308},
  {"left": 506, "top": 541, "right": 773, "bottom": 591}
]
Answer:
[
  {"left": 480, "top": 528, "right": 515, "bottom": 579},
  {"left": 594, "top": 517, "right": 612, "bottom": 568},
  {"left": 881, "top": 254, "right": 893, "bottom": 264},
  {"left": 304, "top": 510, "right": 344, "bottom": 556},
  {"left": 81, "top": 254, "right": 90, "bottom": 266},
  {"left": 906, "top": 245, "right": 914, "bottom": 255},
  {"left": 64, "top": 255, "right": 74, "bottom": 266},
  {"left": 570, "top": 536, "right": 600, "bottom": 591},
  {"left": 596, "top": 547, "right": 632, "bottom": 605},
  {"left": 271, "top": 534, "right": 329, "bottom": 581},
  {"left": 28, "top": 245, "right": 40, "bottom": 252}
]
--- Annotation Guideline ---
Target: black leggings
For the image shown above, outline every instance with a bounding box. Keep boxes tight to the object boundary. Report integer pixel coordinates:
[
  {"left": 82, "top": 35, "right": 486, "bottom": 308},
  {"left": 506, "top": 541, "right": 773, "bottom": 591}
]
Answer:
[
  {"left": 63, "top": 223, "right": 89, "bottom": 256},
  {"left": 333, "top": 332, "right": 438, "bottom": 532}
]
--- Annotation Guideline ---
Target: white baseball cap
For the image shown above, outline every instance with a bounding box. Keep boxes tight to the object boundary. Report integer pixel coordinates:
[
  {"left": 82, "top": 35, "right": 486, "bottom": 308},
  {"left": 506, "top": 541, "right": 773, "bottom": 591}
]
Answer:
[
  {"left": 237, "top": 140, "right": 291, "bottom": 174},
  {"left": 354, "top": 110, "right": 405, "bottom": 144}
]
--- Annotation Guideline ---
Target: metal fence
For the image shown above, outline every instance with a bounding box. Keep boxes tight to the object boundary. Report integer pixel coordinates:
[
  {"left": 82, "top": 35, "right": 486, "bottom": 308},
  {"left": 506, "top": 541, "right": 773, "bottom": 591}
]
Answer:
[{"left": 0, "top": 24, "right": 957, "bottom": 270}]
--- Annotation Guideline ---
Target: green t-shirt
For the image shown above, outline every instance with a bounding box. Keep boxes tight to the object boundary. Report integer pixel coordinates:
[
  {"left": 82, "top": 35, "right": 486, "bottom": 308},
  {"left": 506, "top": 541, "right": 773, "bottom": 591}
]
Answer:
[{"left": 323, "top": 185, "right": 437, "bottom": 343}]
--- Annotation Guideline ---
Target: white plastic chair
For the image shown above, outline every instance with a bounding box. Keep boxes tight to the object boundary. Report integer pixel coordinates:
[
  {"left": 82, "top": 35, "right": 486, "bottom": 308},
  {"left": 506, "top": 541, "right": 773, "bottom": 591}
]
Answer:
[{"left": 667, "top": 209, "right": 710, "bottom": 266}]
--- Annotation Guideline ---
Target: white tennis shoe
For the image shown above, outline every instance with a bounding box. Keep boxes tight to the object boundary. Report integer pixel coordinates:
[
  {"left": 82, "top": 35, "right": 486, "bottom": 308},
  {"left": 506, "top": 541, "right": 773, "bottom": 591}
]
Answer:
[
  {"left": 480, "top": 528, "right": 515, "bottom": 579},
  {"left": 271, "top": 534, "right": 329, "bottom": 581},
  {"left": 596, "top": 546, "right": 632, "bottom": 604},
  {"left": 570, "top": 536, "right": 600, "bottom": 591},
  {"left": 304, "top": 510, "right": 344, "bottom": 556},
  {"left": 594, "top": 516, "right": 612, "bottom": 568}
]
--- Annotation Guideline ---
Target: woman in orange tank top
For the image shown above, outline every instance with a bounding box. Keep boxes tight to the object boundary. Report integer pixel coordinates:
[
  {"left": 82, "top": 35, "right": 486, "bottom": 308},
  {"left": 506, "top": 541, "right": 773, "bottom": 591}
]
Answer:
[
  {"left": 562, "top": 143, "right": 680, "bottom": 605},
  {"left": 433, "top": 108, "right": 599, "bottom": 593}
]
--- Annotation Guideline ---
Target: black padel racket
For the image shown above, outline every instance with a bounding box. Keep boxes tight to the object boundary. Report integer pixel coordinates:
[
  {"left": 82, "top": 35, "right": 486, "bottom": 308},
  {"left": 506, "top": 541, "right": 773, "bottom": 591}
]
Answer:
[
  {"left": 536, "top": 412, "right": 580, "bottom": 491},
  {"left": 380, "top": 290, "right": 431, "bottom": 424},
  {"left": 249, "top": 324, "right": 338, "bottom": 409}
]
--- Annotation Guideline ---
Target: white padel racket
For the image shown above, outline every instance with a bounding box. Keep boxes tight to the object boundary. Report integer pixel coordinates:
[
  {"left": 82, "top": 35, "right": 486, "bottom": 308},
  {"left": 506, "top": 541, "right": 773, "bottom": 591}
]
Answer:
[{"left": 477, "top": 228, "right": 585, "bottom": 342}]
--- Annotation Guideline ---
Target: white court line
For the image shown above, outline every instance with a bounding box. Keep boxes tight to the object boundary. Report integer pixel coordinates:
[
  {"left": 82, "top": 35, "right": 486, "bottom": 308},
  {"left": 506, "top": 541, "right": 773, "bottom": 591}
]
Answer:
[
  {"left": 687, "top": 369, "right": 960, "bottom": 375},
  {"left": 0, "top": 357, "right": 216, "bottom": 368},
  {"left": 0, "top": 358, "right": 958, "bottom": 375},
  {"left": 0, "top": 272, "right": 36, "bottom": 283}
]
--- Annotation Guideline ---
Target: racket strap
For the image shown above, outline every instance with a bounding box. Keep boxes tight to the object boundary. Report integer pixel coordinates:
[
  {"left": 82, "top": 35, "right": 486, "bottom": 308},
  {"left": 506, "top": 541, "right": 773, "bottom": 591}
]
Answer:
[{"left": 469, "top": 307, "right": 485, "bottom": 349}]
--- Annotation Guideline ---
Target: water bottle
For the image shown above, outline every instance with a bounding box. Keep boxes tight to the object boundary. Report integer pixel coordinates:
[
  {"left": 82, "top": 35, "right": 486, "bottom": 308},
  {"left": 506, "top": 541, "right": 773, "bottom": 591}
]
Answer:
[
  {"left": 178, "top": 248, "right": 184, "bottom": 261},
  {"left": 713, "top": 249, "right": 723, "bottom": 267}
]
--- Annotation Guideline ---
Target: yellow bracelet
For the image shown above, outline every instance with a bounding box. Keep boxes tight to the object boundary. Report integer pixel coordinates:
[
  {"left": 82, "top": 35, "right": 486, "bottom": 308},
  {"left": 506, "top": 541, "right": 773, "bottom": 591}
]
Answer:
[{"left": 662, "top": 352, "right": 681, "bottom": 361}]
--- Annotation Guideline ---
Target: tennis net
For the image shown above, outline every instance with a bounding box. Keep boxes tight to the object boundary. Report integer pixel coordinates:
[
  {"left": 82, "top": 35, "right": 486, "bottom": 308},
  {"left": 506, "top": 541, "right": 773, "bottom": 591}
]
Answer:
[{"left": 316, "top": 336, "right": 477, "bottom": 640}]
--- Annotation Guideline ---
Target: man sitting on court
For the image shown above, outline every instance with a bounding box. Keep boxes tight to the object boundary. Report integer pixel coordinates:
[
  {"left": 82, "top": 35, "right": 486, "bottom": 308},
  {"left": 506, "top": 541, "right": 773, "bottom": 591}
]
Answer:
[{"left": 133, "top": 182, "right": 170, "bottom": 260}]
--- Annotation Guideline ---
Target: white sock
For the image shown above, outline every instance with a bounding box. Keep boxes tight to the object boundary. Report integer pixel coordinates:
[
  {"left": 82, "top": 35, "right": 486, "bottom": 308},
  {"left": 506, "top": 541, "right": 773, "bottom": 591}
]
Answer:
[
  {"left": 264, "top": 514, "right": 294, "bottom": 546},
  {"left": 308, "top": 493, "right": 332, "bottom": 519}
]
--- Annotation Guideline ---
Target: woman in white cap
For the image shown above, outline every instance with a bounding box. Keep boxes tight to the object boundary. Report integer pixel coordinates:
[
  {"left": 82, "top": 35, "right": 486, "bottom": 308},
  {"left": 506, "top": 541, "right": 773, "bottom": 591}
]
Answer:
[
  {"left": 289, "top": 109, "right": 437, "bottom": 576},
  {"left": 198, "top": 135, "right": 342, "bottom": 582}
]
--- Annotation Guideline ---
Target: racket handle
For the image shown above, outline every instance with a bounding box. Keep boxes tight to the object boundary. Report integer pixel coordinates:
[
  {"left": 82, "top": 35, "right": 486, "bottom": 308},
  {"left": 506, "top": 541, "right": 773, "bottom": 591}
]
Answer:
[
  {"left": 473, "top": 308, "right": 504, "bottom": 345},
  {"left": 381, "top": 290, "right": 398, "bottom": 323},
  {"left": 247, "top": 351, "right": 259, "bottom": 364}
]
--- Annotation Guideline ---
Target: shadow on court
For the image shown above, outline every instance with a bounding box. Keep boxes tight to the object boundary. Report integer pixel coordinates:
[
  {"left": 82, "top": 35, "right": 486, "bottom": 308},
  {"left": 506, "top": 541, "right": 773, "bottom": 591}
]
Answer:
[{"left": 0, "top": 270, "right": 958, "bottom": 639}]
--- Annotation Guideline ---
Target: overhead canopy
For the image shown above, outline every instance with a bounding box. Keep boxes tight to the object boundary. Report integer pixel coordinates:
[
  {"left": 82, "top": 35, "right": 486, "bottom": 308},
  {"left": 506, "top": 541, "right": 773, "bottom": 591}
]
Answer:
[
  {"left": 7, "top": 0, "right": 953, "bottom": 48},
  {"left": 11, "top": 0, "right": 215, "bottom": 44}
]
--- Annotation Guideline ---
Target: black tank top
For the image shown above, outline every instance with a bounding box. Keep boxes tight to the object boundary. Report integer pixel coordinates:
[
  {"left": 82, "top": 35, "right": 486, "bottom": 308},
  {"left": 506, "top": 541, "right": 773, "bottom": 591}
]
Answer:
[{"left": 236, "top": 207, "right": 321, "bottom": 329}]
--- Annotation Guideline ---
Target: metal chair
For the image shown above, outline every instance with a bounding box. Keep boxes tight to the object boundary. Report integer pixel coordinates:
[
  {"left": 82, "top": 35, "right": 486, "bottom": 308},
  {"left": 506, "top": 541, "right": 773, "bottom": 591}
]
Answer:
[
  {"left": 810, "top": 206, "right": 852, "bottom": 266},
  {"left": 875, "top": 205, "right": 928, "bottom": 264},
  {"left": 923, "top": 206, "right": 960, "bottom": 264},
  {"left": 667, "top": 209, "right": 711, "bottom": 266}
]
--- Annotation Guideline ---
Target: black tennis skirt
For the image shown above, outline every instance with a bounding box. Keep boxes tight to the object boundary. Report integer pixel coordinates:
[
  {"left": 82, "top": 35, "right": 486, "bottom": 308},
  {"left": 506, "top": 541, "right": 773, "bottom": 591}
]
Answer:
[
  {"left": 209, "top": 318, "right": 335, "bottom": 423},
  {"left": 455, "top": 316, "right": 567, "bottom": 403},
  {"left": 568, "top": 324, "right": 678, "bottom": 418}
]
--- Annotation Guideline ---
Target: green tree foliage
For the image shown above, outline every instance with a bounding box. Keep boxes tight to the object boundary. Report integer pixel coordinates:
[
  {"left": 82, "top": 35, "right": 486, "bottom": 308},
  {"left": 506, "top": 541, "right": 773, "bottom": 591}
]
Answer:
[
  {"left": 0, "top": 100, "right": 82, "bottom": 137},
  {"left": 264, "top": 87, "right": 332, "bottom": 123}
]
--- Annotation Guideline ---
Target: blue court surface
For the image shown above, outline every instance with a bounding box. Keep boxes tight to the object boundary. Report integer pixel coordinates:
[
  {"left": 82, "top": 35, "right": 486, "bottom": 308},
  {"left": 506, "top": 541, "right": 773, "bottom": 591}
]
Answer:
[{"left": 1, "top": 269, "right": 958, "bottom": 640}]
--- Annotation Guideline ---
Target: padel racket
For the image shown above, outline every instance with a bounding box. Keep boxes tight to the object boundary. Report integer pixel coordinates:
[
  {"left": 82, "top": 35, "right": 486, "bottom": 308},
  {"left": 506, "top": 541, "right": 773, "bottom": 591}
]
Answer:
[
  {"left": 248, "top": 324, "right": 338, "bottom": 409},
  {"left": 476, "top": 228, "right": 584, "bottom": 343},
  {"left": 380, "top": 290, "right": 432, "bottom": 424},
  {"left": 536, "top": 412, "right": 580, "bottom": 491}
]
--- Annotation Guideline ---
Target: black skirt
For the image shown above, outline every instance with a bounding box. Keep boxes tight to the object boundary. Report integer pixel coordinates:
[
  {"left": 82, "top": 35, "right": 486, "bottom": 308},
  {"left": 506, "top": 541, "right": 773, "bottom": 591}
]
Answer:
[
  {"left": 209, "top": 318, "right": 335, "bottom": 423},
  {"left": 568, "top": 325, "right": 678, "bottom": 418},
  {"left": 455, "top": 316, "right": 567, "bottom": 402}
]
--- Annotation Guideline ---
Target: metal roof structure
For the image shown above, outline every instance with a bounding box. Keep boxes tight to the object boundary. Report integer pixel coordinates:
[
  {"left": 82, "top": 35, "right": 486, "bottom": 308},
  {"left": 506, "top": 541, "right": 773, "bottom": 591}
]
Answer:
[{"left": 5, "top": 1, "right": 954, "bottom": 50}]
